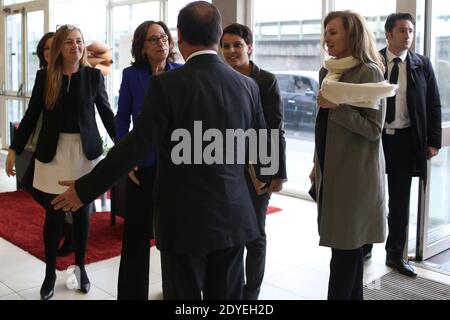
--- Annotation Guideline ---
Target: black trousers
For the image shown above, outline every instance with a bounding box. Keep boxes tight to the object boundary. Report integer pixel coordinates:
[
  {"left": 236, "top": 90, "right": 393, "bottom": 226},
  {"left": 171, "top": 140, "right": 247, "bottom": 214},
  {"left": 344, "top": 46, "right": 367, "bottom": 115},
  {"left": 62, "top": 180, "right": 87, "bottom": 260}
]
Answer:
[
  {"left": 383, "top": 128, "right": 415, "bottom": 257},
  {"left": 328, "top": 247, "right": 364, "bottom": 300},
  {"left": 243, "top": 171, "right": 270, "bottom": 300},
  {"left": 117, "top": 165, "right": 156, "bottom": 300},
  {"left": 42, "top": 193, "right": 90, "bottom": 275},
  {"left": 160, "top": 245, "right": 245, "bottom": 300}
]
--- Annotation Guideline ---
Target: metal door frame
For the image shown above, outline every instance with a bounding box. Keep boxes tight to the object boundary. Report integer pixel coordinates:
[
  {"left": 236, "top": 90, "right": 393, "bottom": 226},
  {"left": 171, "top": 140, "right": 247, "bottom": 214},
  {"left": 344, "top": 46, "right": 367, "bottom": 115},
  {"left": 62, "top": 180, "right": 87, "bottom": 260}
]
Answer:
[{"left": 0, "top": 0, "right": 48, "bottom": 148}]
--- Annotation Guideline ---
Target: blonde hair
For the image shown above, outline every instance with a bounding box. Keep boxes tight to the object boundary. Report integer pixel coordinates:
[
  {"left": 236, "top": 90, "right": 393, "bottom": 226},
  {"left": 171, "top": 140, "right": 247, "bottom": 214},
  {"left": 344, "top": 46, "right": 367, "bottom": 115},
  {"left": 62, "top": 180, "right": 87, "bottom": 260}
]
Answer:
[
  {"left": 45, "top": 25, "right": 88, "bottom": 110},
  {"left": 322, "top": 11, "right": 384, "bottom": 72}
]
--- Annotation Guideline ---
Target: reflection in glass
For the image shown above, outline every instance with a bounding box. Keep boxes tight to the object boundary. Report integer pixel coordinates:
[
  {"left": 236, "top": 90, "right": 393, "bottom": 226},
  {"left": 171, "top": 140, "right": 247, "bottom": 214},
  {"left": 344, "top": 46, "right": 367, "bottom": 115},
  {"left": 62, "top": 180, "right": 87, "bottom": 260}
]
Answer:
[
  {"left": 431, "top": 0, "right": 450, "bottom": 123},
  {"left": 111, "top": 2, "right": 160, "bottom": 112},
  {"left": 407, "top": 178, "right": 419, "bottom": 253},
  {"left": 253, "top": 0, "right": 322, "bottom": 195},
  {"left": 167, "top": 0, "right": 212, "bottom": 45},
  {"left": 427, "top": 147, "right": 450, "bottom": 245},
  {"left": 52, "top": 0, "right": 107, "bottom": 43},
  {"left": 3, "top": 0, "right": 30, "bottom": 5},
  {"left": 6, "top": 99, "right": 24, "bottom": 145},
  {"left": 6, "top": 14, "right": 22, "bottom": 92},
  {"left": 27, "top": 10, "right": 44, "bottom": 94},
  {"left": 334, "top": 0, "right": 396, "bottom": 50}
]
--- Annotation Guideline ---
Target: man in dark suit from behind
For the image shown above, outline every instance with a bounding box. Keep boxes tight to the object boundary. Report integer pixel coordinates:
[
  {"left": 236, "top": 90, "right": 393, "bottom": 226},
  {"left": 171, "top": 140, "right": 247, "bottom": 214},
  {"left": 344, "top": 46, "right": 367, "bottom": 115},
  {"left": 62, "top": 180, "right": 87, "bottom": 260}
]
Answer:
[
  {"left": 52, "top": 1, "right": 268, "bottom": 299},
  {"left": 364, "top": 13, "right": 442, "bottom": 277}
]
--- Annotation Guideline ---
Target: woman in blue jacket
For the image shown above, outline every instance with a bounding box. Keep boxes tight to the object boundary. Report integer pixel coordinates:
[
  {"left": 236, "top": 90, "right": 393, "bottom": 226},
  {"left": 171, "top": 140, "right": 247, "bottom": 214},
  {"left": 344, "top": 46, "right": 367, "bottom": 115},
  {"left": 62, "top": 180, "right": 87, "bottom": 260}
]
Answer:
[{"left": 115, "top": 20, "right": 181, "bottom": 300}]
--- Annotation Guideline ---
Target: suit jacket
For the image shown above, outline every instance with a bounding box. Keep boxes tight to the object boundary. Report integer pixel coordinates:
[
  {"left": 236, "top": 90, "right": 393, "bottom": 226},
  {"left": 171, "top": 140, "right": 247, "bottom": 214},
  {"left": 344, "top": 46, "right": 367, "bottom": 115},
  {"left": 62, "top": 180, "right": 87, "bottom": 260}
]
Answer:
[
  {"left": 11, "top": 67, "right": 116, "bottom": 162},
  {"left": 380, "top": 48, "right": 442, "bottom": 181},
  {"left": 115, "top": 62, "right": 182, "bottom": 166},
  {"left": 249, "top": 61, "right": 287, "bottom": 180},
  {"left": 75, "top": 54, "right": 267, "bottom": 254}
]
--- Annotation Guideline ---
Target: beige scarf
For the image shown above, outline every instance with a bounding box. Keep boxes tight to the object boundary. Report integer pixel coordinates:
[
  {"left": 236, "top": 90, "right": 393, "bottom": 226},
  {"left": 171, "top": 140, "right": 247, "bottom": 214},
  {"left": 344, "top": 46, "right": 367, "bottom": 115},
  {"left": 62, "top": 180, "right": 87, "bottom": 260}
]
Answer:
[{"left": 321, "top": 56, "right": 397, "bottom": 109}]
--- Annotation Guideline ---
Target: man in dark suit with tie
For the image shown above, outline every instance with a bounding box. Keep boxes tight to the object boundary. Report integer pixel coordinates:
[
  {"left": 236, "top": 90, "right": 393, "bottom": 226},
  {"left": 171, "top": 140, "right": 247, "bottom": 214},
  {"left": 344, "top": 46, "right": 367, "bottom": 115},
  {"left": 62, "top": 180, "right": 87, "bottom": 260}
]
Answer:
[
  {"left": 364, "top": 13, "right": 441, "bottom": 277},
  {"left": 52, "top": 1, "right": 269, "bottom": 299}
]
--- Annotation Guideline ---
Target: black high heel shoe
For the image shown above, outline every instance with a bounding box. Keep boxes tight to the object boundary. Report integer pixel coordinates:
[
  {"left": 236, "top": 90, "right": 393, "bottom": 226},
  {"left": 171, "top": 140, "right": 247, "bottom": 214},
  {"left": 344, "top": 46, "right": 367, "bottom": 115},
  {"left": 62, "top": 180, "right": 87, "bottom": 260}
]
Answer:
[
  {"left": 40, "top": 273, "right": 56, "bottom": 300},
  {"left": 78, "top": 268, "right": 91, "bottom": 294}
]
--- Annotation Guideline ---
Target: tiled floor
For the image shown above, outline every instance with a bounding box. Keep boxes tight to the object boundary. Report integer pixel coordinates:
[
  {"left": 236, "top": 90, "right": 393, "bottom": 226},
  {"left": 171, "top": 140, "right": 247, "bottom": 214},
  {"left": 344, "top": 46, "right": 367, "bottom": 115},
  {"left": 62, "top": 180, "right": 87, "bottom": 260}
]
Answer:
[{"left": 0, "top": 151, "right": 449, "bottom": 300}]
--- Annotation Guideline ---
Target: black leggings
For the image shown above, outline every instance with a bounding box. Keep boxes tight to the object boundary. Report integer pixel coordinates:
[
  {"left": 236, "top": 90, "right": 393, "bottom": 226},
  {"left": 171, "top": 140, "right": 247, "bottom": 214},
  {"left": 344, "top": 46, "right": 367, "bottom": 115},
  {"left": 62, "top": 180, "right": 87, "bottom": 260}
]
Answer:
[{"left": 42, "top": 193, "right": 90, "bottom": 274}]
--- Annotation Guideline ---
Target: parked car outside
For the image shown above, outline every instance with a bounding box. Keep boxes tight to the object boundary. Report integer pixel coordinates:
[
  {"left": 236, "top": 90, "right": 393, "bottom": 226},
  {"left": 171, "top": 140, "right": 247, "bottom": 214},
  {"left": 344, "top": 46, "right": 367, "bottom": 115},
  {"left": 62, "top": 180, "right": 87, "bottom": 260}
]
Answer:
[{"left": 273, "top": 70, "right": 319, "bottom": 132}]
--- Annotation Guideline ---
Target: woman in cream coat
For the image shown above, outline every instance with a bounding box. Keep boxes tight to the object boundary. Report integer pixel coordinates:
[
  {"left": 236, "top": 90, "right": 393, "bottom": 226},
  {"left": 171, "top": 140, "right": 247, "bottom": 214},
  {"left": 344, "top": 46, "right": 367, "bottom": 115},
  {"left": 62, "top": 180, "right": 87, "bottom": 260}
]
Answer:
[{"left": 311, "top": 11, "right": 393, "bottom": 300}]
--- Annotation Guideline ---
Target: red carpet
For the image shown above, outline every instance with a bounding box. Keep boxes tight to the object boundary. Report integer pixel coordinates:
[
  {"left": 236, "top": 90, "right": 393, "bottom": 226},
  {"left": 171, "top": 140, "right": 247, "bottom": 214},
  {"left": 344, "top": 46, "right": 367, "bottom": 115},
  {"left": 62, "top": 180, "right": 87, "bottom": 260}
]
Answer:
[
  {"left": 0, "top": 191, "right": 281, "bottom": 270},
  {"left": 267, "top": 206, "right": 282, "bottom": 215},
  {"left": 0, "top": 191, "right": 125, "bottom": 270}
]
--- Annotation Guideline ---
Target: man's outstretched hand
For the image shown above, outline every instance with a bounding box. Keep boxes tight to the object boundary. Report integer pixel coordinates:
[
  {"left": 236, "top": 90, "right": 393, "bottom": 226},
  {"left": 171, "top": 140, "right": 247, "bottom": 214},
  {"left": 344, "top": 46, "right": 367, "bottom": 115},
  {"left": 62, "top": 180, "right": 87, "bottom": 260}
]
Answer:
[{"left": 52, "top": 180, "right": 84, "bottom": 212}]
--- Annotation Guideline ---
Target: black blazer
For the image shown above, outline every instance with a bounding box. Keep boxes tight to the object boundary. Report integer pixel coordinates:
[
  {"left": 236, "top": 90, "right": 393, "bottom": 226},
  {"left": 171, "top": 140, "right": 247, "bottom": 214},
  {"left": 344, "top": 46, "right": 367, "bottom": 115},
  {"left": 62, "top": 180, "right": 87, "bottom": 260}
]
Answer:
[
  {"left": 249, "top": 61, "right": 287, "bottom": 181},
  {"left": 11, "top": 67, "right": 116, "bottom": 162},
  {"left": 380, "top": 48, "right": 442, "bottom": 181},
  {"left": 75, "top": 54, "right": 268, "bottom": 254}
]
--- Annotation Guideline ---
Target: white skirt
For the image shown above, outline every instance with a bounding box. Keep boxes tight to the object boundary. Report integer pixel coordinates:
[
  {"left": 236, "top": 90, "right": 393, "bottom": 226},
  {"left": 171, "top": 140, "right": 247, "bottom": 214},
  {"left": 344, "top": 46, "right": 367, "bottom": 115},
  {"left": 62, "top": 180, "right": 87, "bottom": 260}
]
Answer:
[{"left": 33, "top": 133, "right": 100, "bottom": 194}]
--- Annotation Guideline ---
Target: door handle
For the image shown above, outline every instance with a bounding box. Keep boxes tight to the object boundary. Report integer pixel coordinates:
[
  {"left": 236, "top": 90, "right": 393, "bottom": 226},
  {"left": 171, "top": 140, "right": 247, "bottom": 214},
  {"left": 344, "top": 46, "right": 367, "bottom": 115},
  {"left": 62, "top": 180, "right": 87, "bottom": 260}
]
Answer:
[
  {"left": 0, "top": 82, "right": 4, "bottom": 95},
  {"left": 17, "top": 83, "right": 24, "bottom": 97}
]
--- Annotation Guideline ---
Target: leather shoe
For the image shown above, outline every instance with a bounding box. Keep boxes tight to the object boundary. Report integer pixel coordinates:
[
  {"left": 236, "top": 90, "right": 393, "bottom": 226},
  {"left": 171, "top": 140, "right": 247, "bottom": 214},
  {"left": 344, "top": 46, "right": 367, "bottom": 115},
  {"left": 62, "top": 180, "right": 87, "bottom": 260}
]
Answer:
[
  {"left": 386, "top": 256, "right": 417, "bottom": 278},
  {"left": 40, "top": 273, "right": 56, "bottom": 300}
]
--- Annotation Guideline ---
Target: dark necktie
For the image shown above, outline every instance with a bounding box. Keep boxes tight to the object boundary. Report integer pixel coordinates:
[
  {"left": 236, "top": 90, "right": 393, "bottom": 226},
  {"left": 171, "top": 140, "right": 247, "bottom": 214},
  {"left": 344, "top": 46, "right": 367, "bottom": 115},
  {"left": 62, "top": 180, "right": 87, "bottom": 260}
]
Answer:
[{"left": 386, "top": 57, "right": 401, "bottom": 124}]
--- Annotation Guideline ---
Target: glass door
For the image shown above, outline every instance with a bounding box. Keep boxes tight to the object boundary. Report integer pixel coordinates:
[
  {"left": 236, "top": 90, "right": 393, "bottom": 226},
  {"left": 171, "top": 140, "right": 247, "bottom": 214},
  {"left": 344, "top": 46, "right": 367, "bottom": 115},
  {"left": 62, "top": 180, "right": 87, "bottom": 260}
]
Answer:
[
  {"left": 414, "top": 0, "right": 450, "bottom": 260},
  {"left": 416, "top": 127, "right": 450, "bottom": 260},
  {"left": 110, "top": 0, "right": 161, "bottom": 112},
  {"left": 0, "top": 2, "right": 47, "bottom": 148}
]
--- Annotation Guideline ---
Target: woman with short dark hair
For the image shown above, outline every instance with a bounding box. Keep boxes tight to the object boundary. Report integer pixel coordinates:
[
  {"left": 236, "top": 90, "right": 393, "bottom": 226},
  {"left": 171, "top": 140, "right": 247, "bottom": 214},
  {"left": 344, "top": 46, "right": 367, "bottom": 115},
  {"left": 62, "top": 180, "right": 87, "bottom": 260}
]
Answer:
[{"left": 221, "top": 23, "right": 287, "bottom": 300}]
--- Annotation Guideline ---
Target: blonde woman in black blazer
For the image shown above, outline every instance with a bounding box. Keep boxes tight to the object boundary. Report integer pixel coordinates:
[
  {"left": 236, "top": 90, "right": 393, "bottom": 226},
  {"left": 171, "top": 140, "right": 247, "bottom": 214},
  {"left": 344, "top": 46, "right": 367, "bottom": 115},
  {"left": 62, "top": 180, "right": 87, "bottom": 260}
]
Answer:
[{"left": 5, "top": 25, "right": 116, "bottom": 300}]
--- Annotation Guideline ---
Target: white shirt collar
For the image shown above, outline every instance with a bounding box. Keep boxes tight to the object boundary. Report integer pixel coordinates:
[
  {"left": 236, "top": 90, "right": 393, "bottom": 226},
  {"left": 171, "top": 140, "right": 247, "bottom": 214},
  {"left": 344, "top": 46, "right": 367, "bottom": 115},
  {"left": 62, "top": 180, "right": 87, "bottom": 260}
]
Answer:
[
  {"left": 387, "top": 48, "right": 408, "bottom": 64},
  {"left": 186, "top": 50, "right": 217, "bottom": 62}
]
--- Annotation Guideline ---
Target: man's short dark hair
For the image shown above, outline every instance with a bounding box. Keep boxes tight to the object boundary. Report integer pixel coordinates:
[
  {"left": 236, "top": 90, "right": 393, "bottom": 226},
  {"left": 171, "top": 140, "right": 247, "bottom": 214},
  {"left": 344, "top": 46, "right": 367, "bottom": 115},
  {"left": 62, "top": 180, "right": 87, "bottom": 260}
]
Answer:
[
  {"left": 177, "top": 1, "right": 222, "bottom": 46},
  {"left": 220, "top": 23, "right": 253, "bottom": 47},
  {"left": 385, "top": 12, "right": 416, "bottom": 33}
]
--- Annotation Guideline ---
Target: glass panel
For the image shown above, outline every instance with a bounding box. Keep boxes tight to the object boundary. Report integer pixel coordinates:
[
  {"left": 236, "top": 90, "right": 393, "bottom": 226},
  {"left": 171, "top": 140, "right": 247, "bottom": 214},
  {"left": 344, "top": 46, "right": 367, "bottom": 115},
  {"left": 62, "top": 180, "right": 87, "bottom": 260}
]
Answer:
[
  {"left": 6, "top": 99, "right": 24, "bottom": 145},
  {"left": 334, "top": 0, "right": 396, "bottom": 50},
  {"left": 52, "top": 0, "right": 107, "bottom": 43},
  {"left": 407, "top": 178, "right": 420, "bottom": 253},
  {"left": 415, "top": 0, "right": 426, "bottom": 55},
  {"left": 6, "top": 13, "right": 22, "bottom": 92},
  {"left": 3, "top": 0, "right": 32, "bottom": 5},
  {"left": 111, "top": 1, "right": 160, "bottom": 111},
  {"left": 427, "top": 147, "right": 450, "bottom": 245},
  {"left": 27, "top": 10, "right": 44, "bottom": 94},
  {"left": 416, "top": 0, "right": 450, "bottom": 256},
  {"left": 168, "top": 0, "right": 211, "bottom": 40},
  {"left": 431, "top": 0, "right": 450, "bottom": 123},
  {"left": 253, "top": 0, "right": 322, "bottom": 194}
]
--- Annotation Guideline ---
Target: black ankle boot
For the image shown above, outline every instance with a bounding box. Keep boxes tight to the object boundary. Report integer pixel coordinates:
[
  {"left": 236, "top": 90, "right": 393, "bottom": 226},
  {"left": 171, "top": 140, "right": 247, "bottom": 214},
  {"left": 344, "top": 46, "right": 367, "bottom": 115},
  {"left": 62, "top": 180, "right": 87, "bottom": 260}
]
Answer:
[
  {"left": 57, "top": 222, "right": 74, "bottom": 257},
  {"left": 40, "top": 273, "right": 56, "bottom": 300},
  {"left": 78, "top": 267, "right": 90, "bottom": 294}
]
